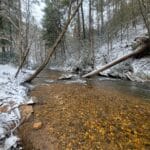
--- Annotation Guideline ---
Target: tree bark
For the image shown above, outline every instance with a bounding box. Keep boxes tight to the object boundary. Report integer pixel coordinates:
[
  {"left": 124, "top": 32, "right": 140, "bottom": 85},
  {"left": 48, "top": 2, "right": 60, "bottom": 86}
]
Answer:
[
  {"left": 18, "top": 0, "right": 23, "bottom": 65},
  {"left": 77, "top": 0, "right": 81, "bottom": 39},
  {"left": 100, "top": 0, "right": 104, "bottom": 33},
  {"left": 24, "top": 0, "right": 83, "bottom": 83},
  {"left": 82, "top": 44, "right": 148, "bottom": 78},
  {"left": 88, "top": 0, "right": 94, "bottom": 68},
  {"left": 81, "top": 2, "right": 86, "bottom": 39}
]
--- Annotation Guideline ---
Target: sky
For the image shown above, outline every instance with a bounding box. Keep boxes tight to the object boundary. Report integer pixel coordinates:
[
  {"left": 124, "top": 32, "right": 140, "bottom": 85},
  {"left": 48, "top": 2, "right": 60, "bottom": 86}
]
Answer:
[
  {"left": 31, "top": 0, "right": 88, "bottom": 28},
  {"left": 32, "top": 1, "right": 45, "bottom": 26}
]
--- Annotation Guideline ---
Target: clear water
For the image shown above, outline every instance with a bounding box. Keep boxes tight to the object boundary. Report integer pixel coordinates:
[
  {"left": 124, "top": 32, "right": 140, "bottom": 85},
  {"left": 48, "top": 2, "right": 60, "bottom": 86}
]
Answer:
[{"left": 35, "top": 69, "right": 150, "bottom": 101}]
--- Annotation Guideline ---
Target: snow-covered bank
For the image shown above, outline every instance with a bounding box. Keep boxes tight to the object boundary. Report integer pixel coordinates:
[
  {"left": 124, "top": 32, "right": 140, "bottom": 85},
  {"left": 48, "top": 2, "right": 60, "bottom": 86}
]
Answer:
[
  {"left": 95, "top": 24, "right": 150, "bottom": 82},
  {"left": 48, "top": 23, "right": 150, "bottom": 82},
  {"left": 0, "top": 64, "right": 34, "bottom": 150}
]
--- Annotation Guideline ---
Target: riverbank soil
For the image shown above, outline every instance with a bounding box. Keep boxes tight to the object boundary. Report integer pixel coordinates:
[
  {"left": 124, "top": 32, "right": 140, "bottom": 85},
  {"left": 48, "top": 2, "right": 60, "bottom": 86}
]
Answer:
[{"left": 19, "top": 82, "right": 150, "bottom": 150}]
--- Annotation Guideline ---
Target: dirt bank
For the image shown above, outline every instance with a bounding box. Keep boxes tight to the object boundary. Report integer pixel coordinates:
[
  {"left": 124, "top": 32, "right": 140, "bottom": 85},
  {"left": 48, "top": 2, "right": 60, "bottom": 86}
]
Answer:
[{"left": 19, "top": 82, "right": 150, "bottom": 150}]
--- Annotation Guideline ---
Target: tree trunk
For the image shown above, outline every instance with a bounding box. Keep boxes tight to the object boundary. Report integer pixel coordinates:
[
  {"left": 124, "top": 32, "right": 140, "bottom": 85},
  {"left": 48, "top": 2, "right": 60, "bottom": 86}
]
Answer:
[
  {"left": 15, "top": 47, "right": 30, "bottom": 78},
  {"left": 89, "top": 0, "right": 92, "bottom": 43},
  {"left": 137, "top": 0, "right": 150, "bottom": 38},
  {"left": 100, "top": 0, "right": 104, "bottom": 33},
  {"left": 77, "top": 0, "right": 81, "bottom": 39},
  {"left": 24, "top": 0, "right": 83, "bottom": 83},
  {"left": 18, "top": 0, "right": 23, "bottom": 65},
  {"left": 88, "top": 0, "right": 94, "bottom": 68},
  {"left": 81, "top": 2, "right": 86, "bottom": 39},
  {"left": 96, "top": 0, "right": 100, "bottom": 36},
  {"left": 82, "top": 44, "right": 148, "bottom": 78}
]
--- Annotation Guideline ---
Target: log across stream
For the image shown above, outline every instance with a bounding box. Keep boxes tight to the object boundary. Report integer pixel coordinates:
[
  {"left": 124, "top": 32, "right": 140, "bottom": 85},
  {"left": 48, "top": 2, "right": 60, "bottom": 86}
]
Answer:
[
  {"left": 83, "top": 38, "right": 150, "bottom": 78},
  {"left": 19, "top": 70, "right": 150, "bottom": 150}
]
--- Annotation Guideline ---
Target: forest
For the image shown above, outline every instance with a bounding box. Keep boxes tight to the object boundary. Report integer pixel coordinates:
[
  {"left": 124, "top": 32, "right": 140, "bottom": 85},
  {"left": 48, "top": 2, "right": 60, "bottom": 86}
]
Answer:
[{"left": 0, "top": 0, "right": 150, "bottom": 149}]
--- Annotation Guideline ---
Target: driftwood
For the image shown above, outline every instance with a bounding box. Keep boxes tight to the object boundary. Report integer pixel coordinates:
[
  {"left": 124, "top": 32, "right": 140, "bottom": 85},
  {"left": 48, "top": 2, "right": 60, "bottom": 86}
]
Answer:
[
  {"left": 83, "top": 38, "right": 150, "bottom": 78},
  {"left": 24, "top": 0, "right": 83, "bottom": 83}
]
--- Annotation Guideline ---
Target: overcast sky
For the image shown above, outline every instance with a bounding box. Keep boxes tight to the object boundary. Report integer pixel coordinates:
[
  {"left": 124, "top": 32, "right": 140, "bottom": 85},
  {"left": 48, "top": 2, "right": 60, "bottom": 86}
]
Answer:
[{"left": 32, "top": 1, "right": 45, "bottom": 26}]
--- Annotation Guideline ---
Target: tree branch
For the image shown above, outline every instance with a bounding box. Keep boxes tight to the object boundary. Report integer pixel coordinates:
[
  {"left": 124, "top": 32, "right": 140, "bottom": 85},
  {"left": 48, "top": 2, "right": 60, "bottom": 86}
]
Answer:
[
  {"left": 82, "top": 43, "right": 148, "bottom": 78},
  {"left": 24, "top": 0, "right": 84, "bottom": 83},
  {"left": 0, "top": 12, "right": 19, "bottom": 30}
]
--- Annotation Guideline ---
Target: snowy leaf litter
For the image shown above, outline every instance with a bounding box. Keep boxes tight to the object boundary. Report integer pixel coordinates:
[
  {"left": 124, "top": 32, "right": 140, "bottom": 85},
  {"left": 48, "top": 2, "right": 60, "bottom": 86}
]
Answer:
[{"left": 0, "top": 64, "right": 34, "bottom": 150}]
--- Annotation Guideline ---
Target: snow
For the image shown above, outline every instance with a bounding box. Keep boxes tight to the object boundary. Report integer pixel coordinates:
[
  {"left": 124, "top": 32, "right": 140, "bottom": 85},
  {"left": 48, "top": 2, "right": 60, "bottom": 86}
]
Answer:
[
  {"left": 3, "top": 134, "right": 20, "bottom": 150},
  {"left": 49, "top": 17, "right": 150, "bottom": 82},
  {"left": 94, "top": 23, "right": 150, "bottom": 81},
  {"left": 0, "top": 64, "right": 34, "bottom": 149},
  {"left": 32, "top": 1, "right": 45, "bottom": 27}
]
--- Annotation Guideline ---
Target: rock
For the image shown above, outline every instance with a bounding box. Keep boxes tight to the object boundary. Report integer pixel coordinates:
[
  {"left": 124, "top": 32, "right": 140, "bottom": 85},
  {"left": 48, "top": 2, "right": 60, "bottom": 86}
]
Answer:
[
  {"left": 19, "top": 105, "right": 33, "bottom": 122},
  {"left": 27, "top": 96, "right": 38, "bottom": 105},
  {"left": 58, "top": 74, "right": 74, "bottom": 80},
  {"left": 45, "top": 79, "right": 55, "bottom": 83},
  {"left": 33, "top": 121, "right": 42, "bottom": 130},
  {"left": 0, "top": 105, "right": 9, "bottom": 113},
  {"left": 126, "top": 72, "right": 145, "bottom": 82}
]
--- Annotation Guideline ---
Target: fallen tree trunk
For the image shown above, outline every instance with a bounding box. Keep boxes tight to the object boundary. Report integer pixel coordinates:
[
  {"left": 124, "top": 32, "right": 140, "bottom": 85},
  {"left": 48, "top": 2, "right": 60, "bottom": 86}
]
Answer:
[
  {"left": 24, "top": 0, "right": 83, "bottom": 83},
  {"left": 82, "top": 43, "right": 148, "bottom": 78}
]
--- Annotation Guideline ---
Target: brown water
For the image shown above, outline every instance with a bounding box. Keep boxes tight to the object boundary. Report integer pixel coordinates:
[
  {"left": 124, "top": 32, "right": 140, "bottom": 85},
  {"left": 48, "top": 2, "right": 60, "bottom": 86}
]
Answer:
[{"left": 20, "top": 70, "right": 150, "bottom": 150}]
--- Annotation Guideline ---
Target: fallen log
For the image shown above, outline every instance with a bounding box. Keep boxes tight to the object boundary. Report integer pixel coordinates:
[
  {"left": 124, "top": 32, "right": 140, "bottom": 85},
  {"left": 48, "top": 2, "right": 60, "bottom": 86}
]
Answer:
[{"left": 82, "top": 41, "right": 149, "bottom": 78}]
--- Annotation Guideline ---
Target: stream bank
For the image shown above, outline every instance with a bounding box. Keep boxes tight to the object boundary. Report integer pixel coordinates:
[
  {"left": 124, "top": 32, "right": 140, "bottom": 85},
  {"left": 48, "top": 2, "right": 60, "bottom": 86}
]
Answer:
[{"left": 19, "top": 70, "right": 150, "bottom": 150}]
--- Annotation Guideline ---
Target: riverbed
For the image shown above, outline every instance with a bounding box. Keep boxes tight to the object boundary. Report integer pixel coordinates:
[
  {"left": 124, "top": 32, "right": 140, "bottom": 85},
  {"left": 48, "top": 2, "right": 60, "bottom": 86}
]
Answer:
[{"left": 19, "top": 70, "right": 150, "bottom": 150}]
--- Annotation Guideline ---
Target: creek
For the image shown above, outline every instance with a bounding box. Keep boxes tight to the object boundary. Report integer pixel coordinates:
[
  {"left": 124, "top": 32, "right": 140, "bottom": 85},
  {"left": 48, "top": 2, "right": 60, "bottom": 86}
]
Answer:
[
  {"left": 34, "top": 69, "right": 150, "bottom": 101},
  {"left": 20, "top": 69, "right": 150, "bottom": 150}
]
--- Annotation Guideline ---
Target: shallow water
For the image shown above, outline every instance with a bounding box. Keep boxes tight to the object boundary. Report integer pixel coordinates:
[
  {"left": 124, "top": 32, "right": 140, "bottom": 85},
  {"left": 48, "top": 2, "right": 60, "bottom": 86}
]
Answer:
[
  {"left": 91, "top": 78, "right": 150, "bottom": 101},
  {"left": 34, "top": 69, "right": 150, "bottom": 101},
  {"left": 20, "top": 69, "right": 150, "bottom": 150}
]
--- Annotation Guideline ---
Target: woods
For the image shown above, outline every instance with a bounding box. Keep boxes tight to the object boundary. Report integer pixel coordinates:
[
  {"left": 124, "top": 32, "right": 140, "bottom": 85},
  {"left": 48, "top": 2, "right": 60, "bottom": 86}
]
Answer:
[
  {"left": 24, "top": 0, "right": 84, "bottom": 83},
  {"left": 0, "top": 0, "right": 150, "bottom": 149},
  {"left": 83, "top": 38, "right": 150, "bottom": 78},
  {"left": 0, "top": 0, "right": 149, "bottom": 81}
]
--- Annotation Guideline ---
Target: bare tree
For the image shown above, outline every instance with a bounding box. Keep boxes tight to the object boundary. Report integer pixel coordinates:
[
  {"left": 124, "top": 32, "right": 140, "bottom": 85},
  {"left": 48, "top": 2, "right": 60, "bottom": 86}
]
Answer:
[
  {"left": 83, "top": 37, "right": 150, "bottom": 78},
  {"left": 137, "top": 0, "right": 150, "bottom": 37},
  {"left": 88, "top": 0, "right": 94, "bottom": 68},
  {"left": 24, "top": 0, "right": 84, "bottom": 83},
  {"left": 81, "top": 2, "right": 86, "bottom": 39}
]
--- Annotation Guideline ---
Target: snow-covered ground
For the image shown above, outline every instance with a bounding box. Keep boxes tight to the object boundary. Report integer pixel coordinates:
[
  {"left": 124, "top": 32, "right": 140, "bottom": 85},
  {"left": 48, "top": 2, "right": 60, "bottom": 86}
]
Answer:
[
  {"left": 49, "top": 20, "right": 150, "bottom": 82},
  {"left": 0, "top": 64, "right": 34, "bottom": 150},
  {"left": 95, "top": 23, "right": 150, "bottom": 81}
]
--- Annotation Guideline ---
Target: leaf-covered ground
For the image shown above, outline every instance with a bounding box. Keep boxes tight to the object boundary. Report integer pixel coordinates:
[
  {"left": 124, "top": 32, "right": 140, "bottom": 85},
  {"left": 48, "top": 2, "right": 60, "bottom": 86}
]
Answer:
[{"left": 19, "top": 82, "right": 150, "bottom": 150}]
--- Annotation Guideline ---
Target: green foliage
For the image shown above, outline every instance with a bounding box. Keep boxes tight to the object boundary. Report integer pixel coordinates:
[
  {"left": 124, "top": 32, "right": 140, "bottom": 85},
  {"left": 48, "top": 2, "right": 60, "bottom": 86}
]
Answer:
[
  {"left": 42, "top": 1, "right": 61, "bottom": 47},
  {"left": 42, "top": 0, "right": 69, "bottom": 47}
]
